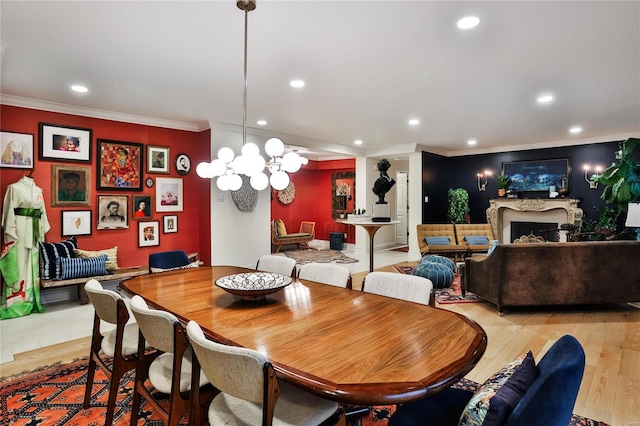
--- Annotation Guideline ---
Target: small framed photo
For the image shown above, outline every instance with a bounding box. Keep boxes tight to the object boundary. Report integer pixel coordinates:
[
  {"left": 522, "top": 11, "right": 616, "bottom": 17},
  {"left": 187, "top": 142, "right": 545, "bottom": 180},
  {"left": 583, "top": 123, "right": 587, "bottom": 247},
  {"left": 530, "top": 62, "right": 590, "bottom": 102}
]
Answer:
[
  {"left": 156, "top": 177, "right": 183, "bottom": 212},
  {"left": 147, "top": 145, "right": 170, "bottom": 174},
  {"left": 175, "top": 153, "right": 191, "bottom": 175},
  {"left": 138, "top": 221, "right": 160, "bottom": 247},
  {"left": 1, "top": 131, "right": 34, "bottom": 169},
  {"left": 52, "top": 164, "right": 91, "bottom": 207},
  {"left": 133, "top": 195, "right": 152, "bottom": 219},
  {"left": 61, "top": 210, "right": 92, "bottom": 237},
  {"left": 39, "top": 123, "right": 92, "bottom": 162},
  {"left": 97, "top": 195, "right": 129, "bottom": 230},
  {"left": 163, "top": 215, "right": 178, "bottom": 233},
  {"left": 97, "top": 139, "right": 143, "bottom": 190}
]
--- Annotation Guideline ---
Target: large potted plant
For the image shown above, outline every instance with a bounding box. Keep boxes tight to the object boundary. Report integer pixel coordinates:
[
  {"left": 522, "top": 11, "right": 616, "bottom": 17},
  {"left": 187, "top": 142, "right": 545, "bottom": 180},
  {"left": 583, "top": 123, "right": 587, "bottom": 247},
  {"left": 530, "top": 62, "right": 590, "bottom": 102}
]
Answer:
[
  {"left": 592, "top": 137, "right": 640, "bottom": 229},
  {"left": 448, "top": 188, "right": 470, "bottom": 224},
  {"left": 497, "top": 174, "right": 510, "bottom": 197}
]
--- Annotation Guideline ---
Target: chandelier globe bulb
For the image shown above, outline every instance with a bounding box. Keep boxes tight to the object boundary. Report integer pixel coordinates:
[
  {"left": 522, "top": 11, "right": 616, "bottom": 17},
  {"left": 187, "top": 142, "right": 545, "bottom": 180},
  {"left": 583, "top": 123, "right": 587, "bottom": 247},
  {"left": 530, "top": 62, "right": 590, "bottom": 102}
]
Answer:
[
  {"left": 265, "top": 138, "right": 284, "bottom": 157},
  {"left": 250, "top": 172, "right": 269, "bottom": 190},
  {"left": 218, "top": 147, "right": 235, "bottom": 163},
  {"left": 270, "top": 169, "right": 290, "bottom": 190}
]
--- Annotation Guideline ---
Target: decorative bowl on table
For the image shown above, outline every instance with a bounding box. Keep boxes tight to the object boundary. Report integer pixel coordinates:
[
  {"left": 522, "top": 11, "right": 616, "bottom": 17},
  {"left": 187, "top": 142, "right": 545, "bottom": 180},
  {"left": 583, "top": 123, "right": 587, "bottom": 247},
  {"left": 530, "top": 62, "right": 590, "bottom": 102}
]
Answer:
[{"left": 215, "top": 272, "right": 293, "bottom": 301}]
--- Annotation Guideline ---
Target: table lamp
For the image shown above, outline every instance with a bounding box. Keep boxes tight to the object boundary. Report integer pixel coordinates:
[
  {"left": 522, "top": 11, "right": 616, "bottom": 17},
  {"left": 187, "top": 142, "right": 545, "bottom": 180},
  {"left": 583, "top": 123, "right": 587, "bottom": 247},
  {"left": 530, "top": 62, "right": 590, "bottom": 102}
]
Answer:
[{"left": 625, "top": 202, "right": 640, "bottom": 240}]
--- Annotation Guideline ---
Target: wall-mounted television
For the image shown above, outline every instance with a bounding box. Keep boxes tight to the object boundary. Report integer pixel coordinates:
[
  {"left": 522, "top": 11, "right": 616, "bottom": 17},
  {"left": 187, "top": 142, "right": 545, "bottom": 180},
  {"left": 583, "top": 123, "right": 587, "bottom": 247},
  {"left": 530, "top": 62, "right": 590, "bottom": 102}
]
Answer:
[{"left": 502, "top": 158, "right": 570, "bottom": 193}]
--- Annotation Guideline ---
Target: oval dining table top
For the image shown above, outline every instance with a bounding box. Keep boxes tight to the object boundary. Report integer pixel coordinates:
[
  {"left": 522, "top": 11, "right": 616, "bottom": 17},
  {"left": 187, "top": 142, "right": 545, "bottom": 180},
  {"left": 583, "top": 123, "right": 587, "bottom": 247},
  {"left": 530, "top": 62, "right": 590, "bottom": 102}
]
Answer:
[{"left": 120, "top": 265, "right": 487, "bottom": 405}]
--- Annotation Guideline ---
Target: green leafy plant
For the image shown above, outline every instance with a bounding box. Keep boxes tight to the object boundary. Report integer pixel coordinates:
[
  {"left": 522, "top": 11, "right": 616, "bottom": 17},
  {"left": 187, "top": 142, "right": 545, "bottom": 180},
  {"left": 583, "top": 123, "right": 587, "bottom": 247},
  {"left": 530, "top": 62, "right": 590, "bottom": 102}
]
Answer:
[
  {"left": 593, "top": 137, "right": 640, "bottom": 208},
  {"left": 497, "top": 174, "right": 510, "bottom": 189},
  {"left": 448, "top": 188, "right": 470, "bottom": 224}
]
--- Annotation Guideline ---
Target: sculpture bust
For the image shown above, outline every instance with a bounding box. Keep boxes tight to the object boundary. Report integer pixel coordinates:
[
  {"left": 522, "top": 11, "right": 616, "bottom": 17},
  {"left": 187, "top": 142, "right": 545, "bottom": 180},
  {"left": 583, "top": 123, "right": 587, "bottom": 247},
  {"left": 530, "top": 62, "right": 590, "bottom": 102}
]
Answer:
[{"left": 372, "top": 158, "right": 396, "bottom": 204}]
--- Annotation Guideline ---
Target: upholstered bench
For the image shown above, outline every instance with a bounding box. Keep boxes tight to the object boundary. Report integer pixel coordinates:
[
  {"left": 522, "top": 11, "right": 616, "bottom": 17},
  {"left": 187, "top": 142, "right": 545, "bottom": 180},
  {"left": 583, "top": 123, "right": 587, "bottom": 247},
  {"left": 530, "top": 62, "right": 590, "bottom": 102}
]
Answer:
[{"left": 271, "top": 220, "right": 315, "bottom": 253}]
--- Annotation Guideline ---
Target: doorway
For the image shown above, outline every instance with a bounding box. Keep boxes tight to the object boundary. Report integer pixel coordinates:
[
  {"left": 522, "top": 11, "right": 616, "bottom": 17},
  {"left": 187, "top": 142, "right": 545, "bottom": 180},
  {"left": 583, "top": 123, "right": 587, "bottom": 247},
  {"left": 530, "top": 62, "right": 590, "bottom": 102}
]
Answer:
[{"left": 396, "top": 171, "right": 408, "bottom": 245}]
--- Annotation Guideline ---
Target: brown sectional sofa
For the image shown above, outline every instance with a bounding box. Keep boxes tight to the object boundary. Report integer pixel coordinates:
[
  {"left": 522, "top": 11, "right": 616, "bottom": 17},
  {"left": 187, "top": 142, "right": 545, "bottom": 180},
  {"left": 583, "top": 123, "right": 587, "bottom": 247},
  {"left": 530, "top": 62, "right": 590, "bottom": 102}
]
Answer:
[{"left": 464, "top": 241, "right": 640, "bottom": 313}]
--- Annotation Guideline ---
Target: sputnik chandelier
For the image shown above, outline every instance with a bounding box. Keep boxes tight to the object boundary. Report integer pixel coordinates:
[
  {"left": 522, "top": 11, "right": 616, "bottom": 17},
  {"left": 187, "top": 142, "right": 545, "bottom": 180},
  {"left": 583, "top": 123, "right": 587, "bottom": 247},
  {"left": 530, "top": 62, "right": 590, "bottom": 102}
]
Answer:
[{"left": 196, "top": 0, "right": 307, "bottom": 191}]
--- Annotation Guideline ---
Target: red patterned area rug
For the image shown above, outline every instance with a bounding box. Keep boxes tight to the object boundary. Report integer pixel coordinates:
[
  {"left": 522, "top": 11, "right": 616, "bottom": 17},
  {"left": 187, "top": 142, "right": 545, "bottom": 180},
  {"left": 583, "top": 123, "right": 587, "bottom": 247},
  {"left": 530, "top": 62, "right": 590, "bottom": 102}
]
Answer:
[
  {"left": 0, "top": 360, "right": 608, "bottom": 426},
  {"left": 392, "top": 265, "right": 483, "bottom": 304}
]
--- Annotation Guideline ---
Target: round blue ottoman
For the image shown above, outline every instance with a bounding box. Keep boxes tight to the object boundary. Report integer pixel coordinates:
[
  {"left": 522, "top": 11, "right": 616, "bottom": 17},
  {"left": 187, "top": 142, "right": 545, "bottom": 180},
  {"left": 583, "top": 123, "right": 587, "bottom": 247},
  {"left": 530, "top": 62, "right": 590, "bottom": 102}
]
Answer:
[
  {"left": 419, "top": 255, "right": 456, "bottom": 272},
  {"left": 413, "top": 261, "right": 455, "bottom": 289}
]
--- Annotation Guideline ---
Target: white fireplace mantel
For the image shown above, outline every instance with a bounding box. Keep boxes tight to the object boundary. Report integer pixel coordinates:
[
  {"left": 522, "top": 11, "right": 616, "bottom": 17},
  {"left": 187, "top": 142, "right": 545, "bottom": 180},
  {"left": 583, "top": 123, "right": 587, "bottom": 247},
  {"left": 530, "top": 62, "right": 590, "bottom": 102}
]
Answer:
[{"left": 486, "top": 198, "right": 583, "bottom": 243}]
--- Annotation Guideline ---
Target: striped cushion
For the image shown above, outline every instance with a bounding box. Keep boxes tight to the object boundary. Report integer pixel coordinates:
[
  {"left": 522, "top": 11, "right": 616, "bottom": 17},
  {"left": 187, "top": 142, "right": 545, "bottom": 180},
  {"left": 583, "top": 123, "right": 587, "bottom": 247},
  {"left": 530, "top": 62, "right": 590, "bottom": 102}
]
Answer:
[
  {"left": 58, "top": 254, "right": 108, "bottom": 280},
  {"left": 38, "top": 237, "right": 78, "bottom": 280},
  {"left": 74, "top": 247, "right": 119, "bottom": 271}
]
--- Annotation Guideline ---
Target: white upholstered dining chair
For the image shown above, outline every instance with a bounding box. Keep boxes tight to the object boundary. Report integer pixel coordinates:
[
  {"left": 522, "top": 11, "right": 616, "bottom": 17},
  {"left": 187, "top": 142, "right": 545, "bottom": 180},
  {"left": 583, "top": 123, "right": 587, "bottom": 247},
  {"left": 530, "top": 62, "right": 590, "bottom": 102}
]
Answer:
[
  {"left": 186, "top": 320, "right": 344, "bottom": 426},
  {"left": 298, "top": 262, "right": 352, "bottom": 289},
  {"left": 256, "top": 254, "right": 297, "bottom": 277},
  {"left": 362, "top": 271, "right": 435, "bottom": 306}
]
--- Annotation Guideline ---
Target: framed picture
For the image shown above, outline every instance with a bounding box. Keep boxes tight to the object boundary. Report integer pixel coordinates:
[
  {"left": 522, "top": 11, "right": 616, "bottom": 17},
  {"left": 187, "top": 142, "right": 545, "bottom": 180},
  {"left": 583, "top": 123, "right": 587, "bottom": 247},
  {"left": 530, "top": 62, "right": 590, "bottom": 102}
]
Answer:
[
  {"left": 97, "top": 195, "right": 129, "bottom": 230},
  {"left": 163, "top": 215, "right": 178, "bottom": 233},
  {"left": 39, "top": 123, "right": 92, "bottom": 162},
  {"left": 61, "top": 210, "right": 92, "bottom": 237},
  {"left": 97, "top": 139, "right": 143, "bottom": 190},
  {"left": 52, "top": 164, "right": 91, "bottom": 207},
  {"left": 503, "top": 158, "right": 570, "bottom": 193},
  {"left": 1, "top": 131, "right": 34, "bottom": 169},
  {"left": 133, "top": 195, "right": 152, "bottom": 219},
  {"left": 147, "top": 145, "right": 170, "bottom": 174},
  {"left": 175, "top": 153, "right": 191, "bottom": 176},
  {"left": 138, "top": 221, "right": 160, "bottom": 247},
  {"left": 156, "top": 177, "right": 183, "bottom": 212}
]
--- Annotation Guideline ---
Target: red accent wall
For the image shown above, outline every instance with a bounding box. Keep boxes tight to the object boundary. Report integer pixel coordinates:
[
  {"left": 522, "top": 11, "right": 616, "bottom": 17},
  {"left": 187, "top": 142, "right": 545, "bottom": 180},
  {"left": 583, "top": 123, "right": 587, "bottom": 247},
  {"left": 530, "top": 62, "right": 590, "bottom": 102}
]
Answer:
[
  {"left": 270, "top": 159, "right": 356, "bottom": 243},
  {"left": 0, "top": 105, "right": 211, "bottom": 267}
]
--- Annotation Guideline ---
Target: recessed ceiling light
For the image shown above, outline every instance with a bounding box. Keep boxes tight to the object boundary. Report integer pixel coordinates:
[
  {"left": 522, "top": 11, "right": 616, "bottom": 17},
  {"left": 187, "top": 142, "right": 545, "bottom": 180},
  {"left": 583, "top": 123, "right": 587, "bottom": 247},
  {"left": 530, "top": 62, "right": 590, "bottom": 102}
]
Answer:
[
  {"left": 354, "top": 140, "right": 363, "bottom": 146},
  {"left": 408, "top": 119, "right": 420, "bottom": 126},
  {"left": 467, "top": 139, "right": 477, "bottom": 146},
  {"left": 537, "top": 94, "right": 554, "bottom": 104},
  {"left": 71, "top": 85, "right": 88, "bottom": 93},
  {"left": 569, "top": 126, "right": 582, "bottom": 134},
  {"left": 290, "top": 80, "right": 305, "bottom": 88},
  {"left": 257, "top": 120, "right": 267, "bottom": 126},
  {"left": 457, "top": 16, "right": 480, "bottom": 30}
]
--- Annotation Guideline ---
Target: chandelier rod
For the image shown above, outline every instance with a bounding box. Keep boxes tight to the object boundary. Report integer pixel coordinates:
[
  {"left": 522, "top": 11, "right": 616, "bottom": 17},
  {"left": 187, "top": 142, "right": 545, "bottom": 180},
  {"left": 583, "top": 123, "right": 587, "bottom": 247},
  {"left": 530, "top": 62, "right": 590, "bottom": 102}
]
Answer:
[{"left": 242, "top": 3, "right": 248, "bottom": 146}]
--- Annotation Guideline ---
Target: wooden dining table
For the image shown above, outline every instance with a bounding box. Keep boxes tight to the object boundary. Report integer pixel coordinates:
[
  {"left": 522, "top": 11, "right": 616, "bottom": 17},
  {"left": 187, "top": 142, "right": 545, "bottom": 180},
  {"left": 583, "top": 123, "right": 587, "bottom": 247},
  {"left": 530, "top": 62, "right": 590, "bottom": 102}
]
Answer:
[{"left": 120, "top": 266, "right": 487, "bottom": 406}]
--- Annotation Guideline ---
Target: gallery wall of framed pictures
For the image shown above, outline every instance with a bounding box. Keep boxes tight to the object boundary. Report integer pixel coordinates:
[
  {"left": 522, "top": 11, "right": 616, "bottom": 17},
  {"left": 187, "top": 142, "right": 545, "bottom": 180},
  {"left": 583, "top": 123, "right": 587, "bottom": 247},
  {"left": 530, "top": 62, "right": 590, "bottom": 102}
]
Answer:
[{"left": 0, "top": 105, "right": 210, "bottom": 268}]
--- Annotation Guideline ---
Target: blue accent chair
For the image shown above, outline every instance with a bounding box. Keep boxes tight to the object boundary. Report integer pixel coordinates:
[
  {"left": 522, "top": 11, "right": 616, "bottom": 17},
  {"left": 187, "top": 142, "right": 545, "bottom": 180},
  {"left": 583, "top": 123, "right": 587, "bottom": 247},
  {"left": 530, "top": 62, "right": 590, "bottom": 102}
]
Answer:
[
  {"left": 148, "top": 250, "right": 190, "bottom": 273},
  {"left": 389, "top": 334, "right": 585, "bottom": 426}
]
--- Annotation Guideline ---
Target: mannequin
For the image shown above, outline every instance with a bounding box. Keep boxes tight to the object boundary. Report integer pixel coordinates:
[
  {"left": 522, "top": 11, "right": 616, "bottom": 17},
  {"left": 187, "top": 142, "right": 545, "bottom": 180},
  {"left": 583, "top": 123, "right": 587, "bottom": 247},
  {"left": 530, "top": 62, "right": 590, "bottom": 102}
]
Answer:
[{"left": 0, "top": 172, "right": 50, "bottom": 319}]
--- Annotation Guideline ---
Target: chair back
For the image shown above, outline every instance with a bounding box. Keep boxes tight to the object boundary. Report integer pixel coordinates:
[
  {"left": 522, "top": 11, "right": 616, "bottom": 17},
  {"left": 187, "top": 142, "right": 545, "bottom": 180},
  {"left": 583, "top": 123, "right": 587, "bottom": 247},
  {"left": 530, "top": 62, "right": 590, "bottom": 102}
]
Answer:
[
  {"left": 186, "top": 320, "right": 270, "bottom": 404},
  {"left": 363, "top": 271, "right": 435, "bottom": 306},
  {"left": 299, "top": 221, "right": 316, "bottom": 236},
  {"left": 505, "top": 335, "right": 585, "bottom": 426},
  {"left": 84, "top": 279, "right": 127, "bottom": 324},
  {"left": 298, "top": 262, "right": 351, "bottom": 288},
  {"left": 256, "top": 254, "right": 296, "bottom": 277},
  {"left": 149, "top": 250, "right": 190, "bottom": 273},
  {"left": 130, "top": 295, "right": 179, "bottom": 353}
]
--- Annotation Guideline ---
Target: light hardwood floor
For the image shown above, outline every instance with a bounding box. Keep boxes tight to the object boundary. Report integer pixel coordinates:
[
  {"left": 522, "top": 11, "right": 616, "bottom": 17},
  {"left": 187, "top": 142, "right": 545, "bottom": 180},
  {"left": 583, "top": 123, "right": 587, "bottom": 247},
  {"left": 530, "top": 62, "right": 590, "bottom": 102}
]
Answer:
[{"left": 2, "top": 261, "right": 639, "bottom": 426}]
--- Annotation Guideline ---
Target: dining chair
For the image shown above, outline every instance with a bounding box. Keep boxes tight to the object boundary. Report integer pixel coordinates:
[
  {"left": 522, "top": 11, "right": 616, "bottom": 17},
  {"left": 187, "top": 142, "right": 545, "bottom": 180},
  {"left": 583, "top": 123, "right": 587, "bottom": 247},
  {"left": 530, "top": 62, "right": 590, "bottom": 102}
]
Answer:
[
  {"left": 362, "top": 271, "right": 435, "bottom": 306},
  {"left": 298, "top": 262, "right": 352, "bottom": 289},
  {"left": 186, "top": 320, "right": 344, "bottom": 426},
  {"left": 389, "top": 334, "right": 585, "bottom": 426},
  {"left": 148, "top": 250, "right": 191, "bottom": 273},
  {"left": 128, "top": 295, "right": 214, "bottom": 426},
  {"left": 83, "top": 279, "right": 146, "bottom": 426},
  {"left": 256, "top": 254, "right": 297, "bottom": 277}
]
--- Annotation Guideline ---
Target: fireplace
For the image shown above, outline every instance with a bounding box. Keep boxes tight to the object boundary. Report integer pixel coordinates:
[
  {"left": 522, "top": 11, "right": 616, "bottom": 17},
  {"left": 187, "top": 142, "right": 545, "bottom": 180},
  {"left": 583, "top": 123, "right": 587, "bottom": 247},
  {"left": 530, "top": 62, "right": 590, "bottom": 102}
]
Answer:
[
  {"left": 487, "top": 198, "right": 583, "bottom": 243},
  {"left": 510, "top": 221, "right": 557, "bottom": 242}
]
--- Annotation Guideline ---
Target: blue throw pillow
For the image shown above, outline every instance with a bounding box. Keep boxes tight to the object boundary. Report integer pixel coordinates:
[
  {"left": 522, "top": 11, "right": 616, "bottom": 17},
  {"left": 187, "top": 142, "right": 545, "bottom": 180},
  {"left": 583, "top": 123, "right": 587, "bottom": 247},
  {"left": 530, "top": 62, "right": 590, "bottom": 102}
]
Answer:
[
  {"left": 38, "top": 237, "right": 78, "bottom": 280},
  {"left": 465, "top": 235, "right": 490, "bottom": 245},
  {"left": 459, "top": 351, "right": 539, "bottom": 426},
  {"left": 487, "top": 240, "right": 499, "bottom": 255},
  {"left": 424, "top": 236, "right": 451, "bottom": 245},
  {"left": 57, "top": 254, "right": 108, "bottom": 280}
]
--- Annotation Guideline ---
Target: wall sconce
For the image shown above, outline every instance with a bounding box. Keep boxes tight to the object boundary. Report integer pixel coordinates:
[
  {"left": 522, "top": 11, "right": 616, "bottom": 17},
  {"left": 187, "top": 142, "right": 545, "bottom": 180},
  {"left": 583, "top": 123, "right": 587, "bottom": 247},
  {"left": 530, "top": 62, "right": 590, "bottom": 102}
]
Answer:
[
  {"left": 477, "top": 170, "right": 491, "bottom": 191},
  {"left": 583, "top": 165, "right": 603, "bottom": 189}
]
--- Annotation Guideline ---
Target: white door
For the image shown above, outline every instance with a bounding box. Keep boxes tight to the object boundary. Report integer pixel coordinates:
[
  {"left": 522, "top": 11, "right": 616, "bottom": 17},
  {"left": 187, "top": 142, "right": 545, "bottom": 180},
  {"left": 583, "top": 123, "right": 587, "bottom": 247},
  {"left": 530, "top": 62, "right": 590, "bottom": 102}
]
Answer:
[{"left": 396, "top": 171, "right": 408, "bottom": 245}]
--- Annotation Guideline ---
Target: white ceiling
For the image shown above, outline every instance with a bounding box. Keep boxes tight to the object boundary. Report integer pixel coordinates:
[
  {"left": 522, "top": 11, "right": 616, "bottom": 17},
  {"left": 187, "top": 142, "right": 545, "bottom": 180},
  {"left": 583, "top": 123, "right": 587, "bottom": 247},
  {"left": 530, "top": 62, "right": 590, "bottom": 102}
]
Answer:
[{"left": 1, "top": 1, "right": 639, "bottom": 160}]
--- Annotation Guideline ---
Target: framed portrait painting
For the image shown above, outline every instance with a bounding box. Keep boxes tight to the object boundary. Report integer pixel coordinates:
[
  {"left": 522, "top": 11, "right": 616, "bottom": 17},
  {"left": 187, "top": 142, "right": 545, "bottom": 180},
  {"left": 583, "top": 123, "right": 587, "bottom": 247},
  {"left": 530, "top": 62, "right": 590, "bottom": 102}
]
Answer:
[
  {"left": 39, "top": 123, "right": 92, "bottom": 162},
  {"left": 133, "top": 195, "right": 152, "bottom": 220},
  {"left": 97, "top": 195, "right": 129, "bottom": 230},
  {"left": 155, "top": 177, "right": 183, "bottom": 212},
  {"left": 1, "top": 131, "right": 34, "bottom": 169},
  {"left": 97, "top": 139, "right": 143, "bottom": 190},
  {"left": 147, "top": 145, "right": 170, "bottom": 174},
  {"left": 61, "top": 210, "right": 92, "bottom": 237},
  {"left": 163, "top": 215, "right": 178, "bottom": 233},
  {"left": 138, "top": 221, "right": 160, "bottom": 247},
  {"left": 175, "top": 153, "right": 191, "bottom": 176},
  {"left": 52, "top": 164, "right": 91, "bottom": 207}
]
